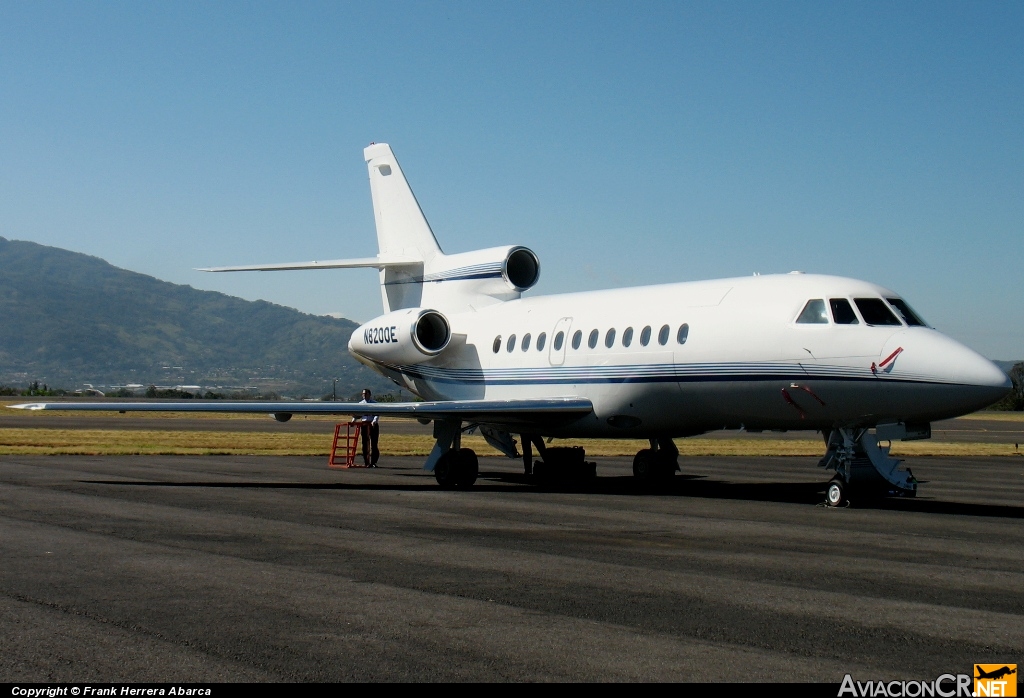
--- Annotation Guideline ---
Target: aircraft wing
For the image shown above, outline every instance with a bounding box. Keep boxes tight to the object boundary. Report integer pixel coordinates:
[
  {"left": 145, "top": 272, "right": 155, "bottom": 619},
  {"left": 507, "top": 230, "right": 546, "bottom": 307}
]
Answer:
[
  {"left": 198, "top": 255, "right": 419, "bottom": 272},
  {"left": 8, "top": 397, "right": 594, "bottom": 428}
]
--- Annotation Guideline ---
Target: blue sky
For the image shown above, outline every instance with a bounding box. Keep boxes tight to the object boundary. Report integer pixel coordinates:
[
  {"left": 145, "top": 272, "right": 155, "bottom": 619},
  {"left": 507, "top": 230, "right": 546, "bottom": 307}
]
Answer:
[{"left": 1, "top": 2, "right": 1021, "bottom": 359}]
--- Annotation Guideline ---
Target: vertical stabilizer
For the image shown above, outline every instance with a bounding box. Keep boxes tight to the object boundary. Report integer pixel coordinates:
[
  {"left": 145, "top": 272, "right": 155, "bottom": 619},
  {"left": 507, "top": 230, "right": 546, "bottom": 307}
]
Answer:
[{"left": 364, "top": 143, "right": 442, "bottom": 262}]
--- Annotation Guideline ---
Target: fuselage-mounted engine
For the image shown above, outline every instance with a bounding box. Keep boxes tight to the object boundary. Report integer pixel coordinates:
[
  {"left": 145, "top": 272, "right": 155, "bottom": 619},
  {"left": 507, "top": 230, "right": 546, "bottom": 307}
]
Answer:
[
  {"left": 348, "top": 308, "right": 451, "bottom": 366},
  {"left": 406, "top": 245, "right": 540, "bottom": 314}
]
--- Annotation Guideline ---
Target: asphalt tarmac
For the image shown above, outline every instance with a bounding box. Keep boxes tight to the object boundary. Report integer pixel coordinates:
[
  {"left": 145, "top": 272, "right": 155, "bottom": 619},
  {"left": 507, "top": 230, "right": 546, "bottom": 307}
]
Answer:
[{"left": 1, "top": 451, "right": 1022, "bottom": 682}]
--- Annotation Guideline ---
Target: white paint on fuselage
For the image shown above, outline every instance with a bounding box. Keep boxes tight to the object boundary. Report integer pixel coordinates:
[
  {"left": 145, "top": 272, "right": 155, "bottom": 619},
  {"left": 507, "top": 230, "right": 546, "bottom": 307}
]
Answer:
[{"left": 356, "top": 272, "right": 1010, "bottom": 439}]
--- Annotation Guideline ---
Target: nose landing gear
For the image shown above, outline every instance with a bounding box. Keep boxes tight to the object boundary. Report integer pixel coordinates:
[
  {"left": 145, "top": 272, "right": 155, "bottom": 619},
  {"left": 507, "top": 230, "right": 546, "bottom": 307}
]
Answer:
[{"left": 820, "top": 428, "right": 917, "bottom": 507}]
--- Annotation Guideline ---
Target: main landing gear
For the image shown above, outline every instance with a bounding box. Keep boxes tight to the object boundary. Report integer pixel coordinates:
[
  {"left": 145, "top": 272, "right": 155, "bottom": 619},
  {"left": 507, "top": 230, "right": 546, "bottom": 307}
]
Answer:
[
  {"left": 425, "top": 422, "right": 682, "bottom": 490},
  {"left": 819, "top": 428, "right": 917, "bottom": 507},
  {"left": 427, "top": 419, "right": 479, "bottom": 488},
  {"left": 434, "top": 448, "right": 479, "bottom": 488},
  {"left": 632, "top": 438, "right": 680, "bottom": 486}
]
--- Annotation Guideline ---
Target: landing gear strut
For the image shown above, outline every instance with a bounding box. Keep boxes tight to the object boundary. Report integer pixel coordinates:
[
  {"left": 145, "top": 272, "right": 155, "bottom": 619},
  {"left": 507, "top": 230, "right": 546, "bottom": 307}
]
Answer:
[{"left": 820, "top": 428, "right": 917, "bottom": 507}]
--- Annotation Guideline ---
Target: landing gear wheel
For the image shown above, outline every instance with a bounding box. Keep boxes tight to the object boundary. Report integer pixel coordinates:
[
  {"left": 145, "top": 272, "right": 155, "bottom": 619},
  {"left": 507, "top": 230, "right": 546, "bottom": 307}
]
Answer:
[
  {"left": 633, "top": 449, "right": 674, "bottom": 484},
  {"left": 632, "top": 449, "right": 655, "bottom": 479},
  {"left": 434, "top": 451, "right": 459, "bottom": 488},
  {"left": 826, "top": 478, "right": 846, "bottom": 507},
  {"left": 454, "top": 448, "right": 478, "bottom": 488},
  {"left": 435, "top": 449, "right": 478, "bottom": 488}
]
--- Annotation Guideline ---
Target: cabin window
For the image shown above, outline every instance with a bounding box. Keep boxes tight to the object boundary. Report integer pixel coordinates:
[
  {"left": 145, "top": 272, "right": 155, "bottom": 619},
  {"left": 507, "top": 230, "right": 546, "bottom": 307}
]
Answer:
[
  {"left": 677, "top": 324, "right": 689, "bottom": 344},
  {"left": 658, "top": 324, "right": 670, "bottom": 345},
  {"left": 572, "top": 330, "right": 582, "bottom": 350},
  {"left": 640, "top": 325, "right": 652, "bottom": 346},
  {"left": 588, "top": 329, "right": 599, "bottom": 349},
  {"left": 537, "top": 332, "right": 547, "bottom": 351},
  {"left": 886, "top": 298, "right": 927, "bottom": 326},
  {"left": 521, "top": 333, "right": 531, "bottom": 351},
  {"left": 830, "top": 299, "right": 859, "bottom": 325},
  {"left": 854, "top": 298, "right": 902, "bottom": 326},
  {"left": 605, "top": 328, "right": 616, "bottom": 348},
  {"left": 796, "top": 299, "right": 829, "bottom": 324},
  {"left": 554, "top": 331, "right": 564, "bottom": 351},
  {"left": 507, "top": 334, "right": 517, "bottom": 352},
  {"left": 492, "top": 336, "right": 501, "bottom": 353},
  {"left": 622, "top": 327, "right": 633, "bottom": 347}
]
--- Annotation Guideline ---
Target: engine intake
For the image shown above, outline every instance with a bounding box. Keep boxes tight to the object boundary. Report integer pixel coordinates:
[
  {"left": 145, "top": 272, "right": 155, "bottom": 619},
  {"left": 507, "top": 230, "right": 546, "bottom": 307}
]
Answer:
[
  {"left": 349, "top": 308, "right": 451, "bottom": 365},
  {"left": 504, "top": 247, "right": 540, "bottom": 291}
]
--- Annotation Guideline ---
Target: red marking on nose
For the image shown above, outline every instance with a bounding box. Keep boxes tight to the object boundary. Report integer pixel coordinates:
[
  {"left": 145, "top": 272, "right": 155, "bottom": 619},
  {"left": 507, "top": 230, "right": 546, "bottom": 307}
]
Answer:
[
  {"left": 781, "top": 388, "right": 806, "bottom": 419},
  {"left": 879, "top": 346, "right": 904, "bottom": 368},
  {"left": 794, "top": 384, "right": 826, "bottom": 406}
]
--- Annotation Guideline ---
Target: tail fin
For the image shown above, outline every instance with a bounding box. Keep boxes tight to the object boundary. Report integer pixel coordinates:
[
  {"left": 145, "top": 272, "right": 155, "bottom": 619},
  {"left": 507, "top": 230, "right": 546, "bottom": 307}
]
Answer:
[{"left": 364, "top": 143, "right": 442, "bottom": 262}]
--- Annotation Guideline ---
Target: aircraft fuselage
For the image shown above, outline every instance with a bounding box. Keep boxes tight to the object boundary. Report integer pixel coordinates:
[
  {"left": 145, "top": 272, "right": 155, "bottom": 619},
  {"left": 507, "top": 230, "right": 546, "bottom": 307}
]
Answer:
[{"left": 354, "top": 272, "right": 1010, "bottom": 438}]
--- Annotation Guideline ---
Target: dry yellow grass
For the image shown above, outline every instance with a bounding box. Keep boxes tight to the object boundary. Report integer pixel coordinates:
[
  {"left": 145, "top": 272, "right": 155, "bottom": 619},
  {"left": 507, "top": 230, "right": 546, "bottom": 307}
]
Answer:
[{"left": 1, "top": 428, "right": 1021, "bottom": 458}]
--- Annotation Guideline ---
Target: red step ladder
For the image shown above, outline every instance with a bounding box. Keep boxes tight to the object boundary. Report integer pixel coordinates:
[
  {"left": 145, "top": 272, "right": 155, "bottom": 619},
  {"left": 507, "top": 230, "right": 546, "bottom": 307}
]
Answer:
[{"left": 329, "top": 422, "right": 365, "bottom": 469}]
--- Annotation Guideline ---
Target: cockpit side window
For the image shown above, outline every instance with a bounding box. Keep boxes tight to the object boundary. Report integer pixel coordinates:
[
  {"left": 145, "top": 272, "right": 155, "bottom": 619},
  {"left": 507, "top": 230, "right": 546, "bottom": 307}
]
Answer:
[
  {"left": 829, "top": 299, "right": 859, "bottom": 325},
  {"left": 796, "top": 299, "right": 829, "bottom": 324},
  {"left": 886, "top": 298, "right": 927, "bottom": 327},
  {"left": 854, "top": 298, "right": 902, "bottom": 326}
]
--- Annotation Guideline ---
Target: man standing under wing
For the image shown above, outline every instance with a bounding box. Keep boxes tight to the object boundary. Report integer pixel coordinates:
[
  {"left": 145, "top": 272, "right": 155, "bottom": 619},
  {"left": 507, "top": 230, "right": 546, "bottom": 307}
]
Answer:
[{"left": 352, "top": 389, "right": 380, "bottom": 467}]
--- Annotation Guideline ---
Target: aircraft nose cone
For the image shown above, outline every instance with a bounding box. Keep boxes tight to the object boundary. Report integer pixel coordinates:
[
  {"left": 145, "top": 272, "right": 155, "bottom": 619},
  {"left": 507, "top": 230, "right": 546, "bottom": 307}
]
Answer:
[
  {"left": 883, "top": 330, "right": 1013, "bottom": 413},
  {"left": 964, "top": 354, "right": 1014, "bottom": 408}
]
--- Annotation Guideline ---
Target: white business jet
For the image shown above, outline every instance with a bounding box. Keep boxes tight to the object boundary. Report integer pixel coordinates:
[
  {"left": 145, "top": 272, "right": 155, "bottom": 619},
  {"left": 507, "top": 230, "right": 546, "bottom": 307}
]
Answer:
[{"left": 12, "top": 143, "right": 1011, "bottom": 506}]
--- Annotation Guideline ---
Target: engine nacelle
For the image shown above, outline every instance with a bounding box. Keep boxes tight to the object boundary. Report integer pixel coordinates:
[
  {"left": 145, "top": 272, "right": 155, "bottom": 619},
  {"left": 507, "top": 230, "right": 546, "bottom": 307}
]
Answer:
[
  {"left": 348, "top": 308, "right": 451, "bottom": 365},
  {"left": 413, "top": 245, "right": 541, "bottom": 313}
]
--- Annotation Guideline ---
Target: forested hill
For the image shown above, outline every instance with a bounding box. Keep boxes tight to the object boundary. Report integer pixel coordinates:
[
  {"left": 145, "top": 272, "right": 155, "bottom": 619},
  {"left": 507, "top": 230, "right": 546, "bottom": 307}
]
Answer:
[{"left": 0, "top": 236, "right": 396, "bottom": 397}]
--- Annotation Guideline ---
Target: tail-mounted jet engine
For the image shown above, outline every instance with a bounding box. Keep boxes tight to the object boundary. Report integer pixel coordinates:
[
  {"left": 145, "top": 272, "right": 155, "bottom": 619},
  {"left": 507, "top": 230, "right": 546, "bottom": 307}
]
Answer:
[
  {"left": 409, "top": 245, "right": 541, "bottom": 313},
  {"left": 349, "top": 308, "right": 451, "bottom": 365}
]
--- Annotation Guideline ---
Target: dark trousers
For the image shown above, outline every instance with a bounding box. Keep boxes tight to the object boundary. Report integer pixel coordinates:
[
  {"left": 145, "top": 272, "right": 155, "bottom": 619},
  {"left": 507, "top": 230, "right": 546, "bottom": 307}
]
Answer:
[{"left": 359, "top": 422, "right": 380, "bottom": 465}]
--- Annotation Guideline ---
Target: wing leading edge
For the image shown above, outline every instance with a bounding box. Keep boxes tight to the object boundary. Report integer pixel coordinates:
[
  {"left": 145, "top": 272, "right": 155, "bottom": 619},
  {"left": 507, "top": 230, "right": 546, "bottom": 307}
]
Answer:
[{"left": 8, "top": 397, "right": 594, "bottom": 428}]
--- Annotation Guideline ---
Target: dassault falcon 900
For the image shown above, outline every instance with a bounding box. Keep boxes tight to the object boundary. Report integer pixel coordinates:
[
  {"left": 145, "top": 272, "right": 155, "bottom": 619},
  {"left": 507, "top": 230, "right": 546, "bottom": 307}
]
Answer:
[{"left": 12, "top": 143, "right": 1011, "bottom": 506}]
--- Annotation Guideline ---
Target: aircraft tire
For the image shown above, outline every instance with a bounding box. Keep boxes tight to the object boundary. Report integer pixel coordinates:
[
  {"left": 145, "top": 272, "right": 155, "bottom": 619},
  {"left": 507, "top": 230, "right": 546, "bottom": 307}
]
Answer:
[
  {"left": 633, "top": 450, "right": 674, "bottom": 483},
  {"left": 455, "top": 448, "right": 478, "bottom": 488},
  {"left": 826, "top": 478, "right": 846, "bottom": 507},
  {"left": 632, "top": 449, "right": 655, "bottom": 479},
  {"left": 434, "top": 451, "right": 459, "bottom": 488}
]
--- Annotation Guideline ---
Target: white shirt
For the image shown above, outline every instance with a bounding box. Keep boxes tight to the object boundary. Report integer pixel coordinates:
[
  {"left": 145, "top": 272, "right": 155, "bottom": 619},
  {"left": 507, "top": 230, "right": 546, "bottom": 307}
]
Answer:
[{"left": 356, "top": 398, "right": 379, "bottom": 425}]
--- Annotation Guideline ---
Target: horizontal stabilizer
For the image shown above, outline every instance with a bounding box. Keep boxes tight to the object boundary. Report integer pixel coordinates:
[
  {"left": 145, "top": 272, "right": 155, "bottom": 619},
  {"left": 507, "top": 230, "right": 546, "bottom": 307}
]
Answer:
[
  {"left": 198, "top": 255, "right": 419, "bottom": 273},
  {"left": 9, "top": 397, "right": 594, "bottom": 428}
]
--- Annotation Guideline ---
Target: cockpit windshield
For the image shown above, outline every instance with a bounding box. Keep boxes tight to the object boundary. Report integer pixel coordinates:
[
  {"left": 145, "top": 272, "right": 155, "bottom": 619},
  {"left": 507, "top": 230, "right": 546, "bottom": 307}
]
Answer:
[
  {"left": 854, "top": 298, "right": 902, "bottom": 326},
  {"left": 886, "top": 298, "right": 927, "bottom": 327},
  {"left": 830, "top": 299, "right": 859, "bottom": 324},
  {"left": 796, "top": 299, "right": 829, "bottom": 324}
]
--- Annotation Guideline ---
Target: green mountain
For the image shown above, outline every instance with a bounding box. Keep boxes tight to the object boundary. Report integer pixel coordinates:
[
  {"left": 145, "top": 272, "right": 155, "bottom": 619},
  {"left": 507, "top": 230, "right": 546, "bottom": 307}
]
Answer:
[{"left": 0, "top": 237, "right": 399, "bottom": 398}]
